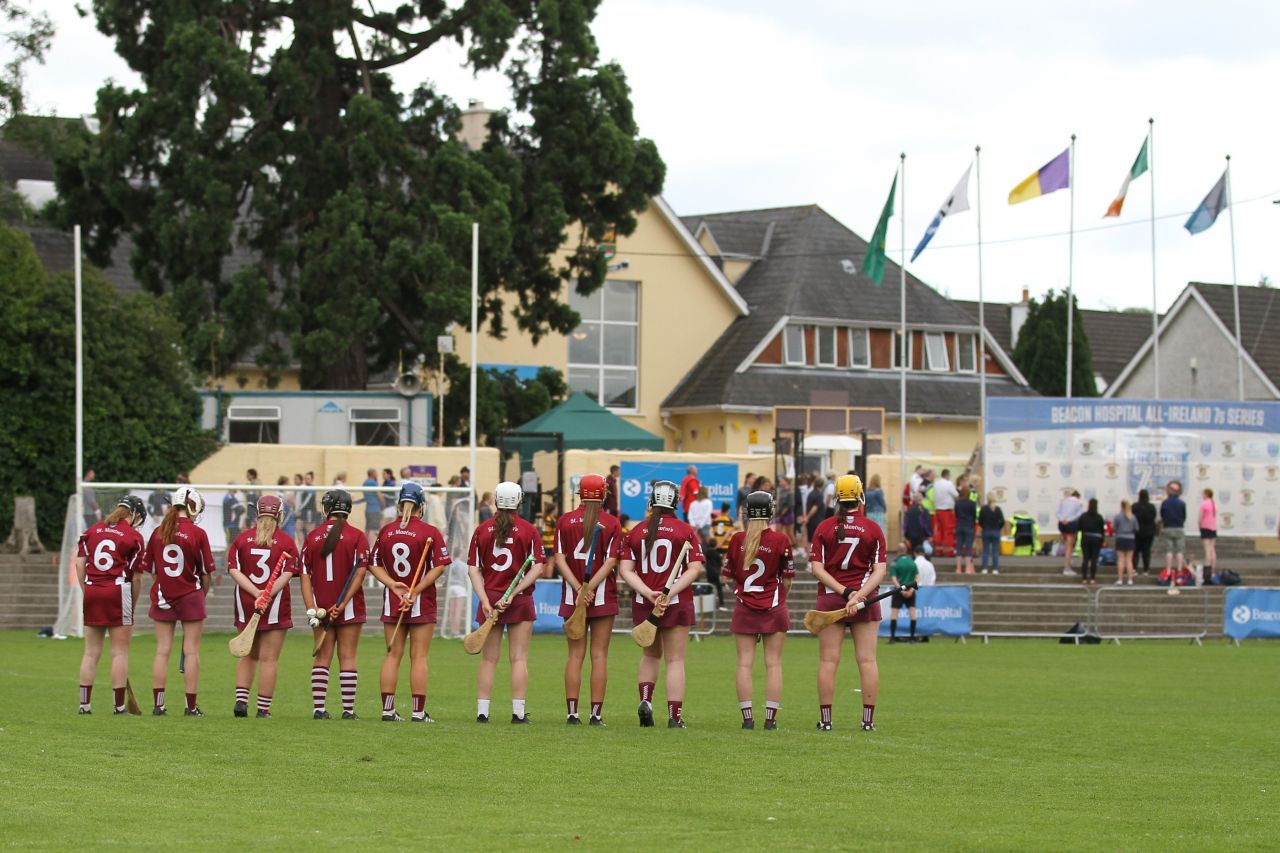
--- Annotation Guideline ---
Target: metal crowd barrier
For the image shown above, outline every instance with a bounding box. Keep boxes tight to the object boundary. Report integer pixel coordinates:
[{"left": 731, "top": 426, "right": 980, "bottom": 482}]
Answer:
[{"left": 1093, "top": 585, "right": 1210, "bottom": 644}]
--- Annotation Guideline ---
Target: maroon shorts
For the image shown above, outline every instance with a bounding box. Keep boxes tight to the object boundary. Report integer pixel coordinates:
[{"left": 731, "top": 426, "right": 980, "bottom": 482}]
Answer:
[
  {"left": 476, "top": 593, "right": 535, "bottom": 626},
  {"left": 558, "top": 585, "right": 620, "bottom": 619},
  {"left": 632, "top": 597, "right": 695, "bottom": 628},
  {"left": 816, "top": 590, "right": 882, "bottom": 624},
  {"left": 379, "top": 589, "right": 438, "bottom": 625},
  {"left": 731, "top": 604, "right": 791, "bottom": 635},
  {"left": 149, "top": 591, "right": 207, "bottom": 623},
  {"left": 84, "top": 581, "right": 134, "bottom": 627}
]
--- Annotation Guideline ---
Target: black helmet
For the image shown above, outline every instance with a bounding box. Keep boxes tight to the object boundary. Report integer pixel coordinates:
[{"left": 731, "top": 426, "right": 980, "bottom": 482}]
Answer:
[
  {"left": 322, "top": 489, "right": 353, "bottom": 516},
  {"left": 745, "top": 490, "right": 774, "bottom": 521},
  {"left": 116, "top": 495, "right": 147, "bottom": 527}
]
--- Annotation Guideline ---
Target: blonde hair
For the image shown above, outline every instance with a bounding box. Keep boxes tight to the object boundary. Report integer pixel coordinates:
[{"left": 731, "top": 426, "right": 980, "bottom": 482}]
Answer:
[
  {"left": 103, "top": 506, "right": 132, "bottom": 526},
  {"left": 254, "top": 513, "right": 278, "bottom": 547},
  {"left": 741, "top": 517, "right": 768, "bottom": 573},
  {"left": 398, "top": 500, "right": 417, "bottom": 530},
  {"left": 582, "top": 499, "right": 601, "bottom": 541},
  {"left": 1121, "top": 499, "right": 1132, "bottom": 519},
  {"left": 157, "top": 505, "right": 186, "bottom": 546}
]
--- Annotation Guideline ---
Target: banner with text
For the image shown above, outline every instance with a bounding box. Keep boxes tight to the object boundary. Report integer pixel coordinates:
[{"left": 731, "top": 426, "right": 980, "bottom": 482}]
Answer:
[
  {"left": 470, "top": 580, "right": 566, "bottom": 634},
  {"left": 985, "top": 398, "right": 1280, "bottom": 536},
  {"left": 1223, "top": 587, "right": 1280, "bottom": 640},
  {"left": 618, "top": 462, "right": 740, "bottom": 522},
  {"left": 878, "top": 585, "right": 971, "bottom": 637}
]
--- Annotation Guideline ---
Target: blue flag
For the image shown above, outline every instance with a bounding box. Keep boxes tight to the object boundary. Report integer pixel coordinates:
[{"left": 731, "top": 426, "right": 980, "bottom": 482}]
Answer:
[
  {"left": 911, "top": 165, "right": 971, "bottom": 261},
  {"left": 1184, "top": 170, "right": 1229, "bottom": 235}
]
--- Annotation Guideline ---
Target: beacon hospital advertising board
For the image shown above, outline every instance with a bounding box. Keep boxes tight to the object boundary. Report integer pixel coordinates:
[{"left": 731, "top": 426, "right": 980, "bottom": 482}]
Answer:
[{"left": 985, "top": 398, "right": 1280, "bottom": 537}]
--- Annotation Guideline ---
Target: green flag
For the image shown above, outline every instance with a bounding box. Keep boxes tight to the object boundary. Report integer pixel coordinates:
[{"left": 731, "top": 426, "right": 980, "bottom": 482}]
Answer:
[{"left": 862, "top": 173, "right": 897, "bottom": 285}]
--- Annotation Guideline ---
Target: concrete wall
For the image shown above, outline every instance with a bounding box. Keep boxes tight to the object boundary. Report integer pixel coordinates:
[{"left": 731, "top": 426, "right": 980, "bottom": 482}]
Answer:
[
  {"left": 1111, "top": 297, "right": 1277, "bottom": 400},
  {"left": 200, "top": 391, "right": 433, "bottom": 446}
]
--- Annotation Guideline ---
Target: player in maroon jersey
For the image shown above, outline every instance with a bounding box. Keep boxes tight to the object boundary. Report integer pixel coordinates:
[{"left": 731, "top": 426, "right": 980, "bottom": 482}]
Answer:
[
  {"left": 724, "top": 490, "right": 794, "bottom": 730},
  {"left": 552, "top": 473, "right": 623, "bottom": 725},
  {"left": 467, "top": 481, "right": 544, "bottom": 723},
  {"left": 300, "top": 490, "right": 369, "bottom": 719},
  {"left": 367, "top": 482, "right": 450, "bottom": 723},
  {"left": 619, "top": 480, "right": 705, "bottom": 728},
  {"left": 808, "top": 474, "right": 888, "bottom": 732},
  {"left": 75, "top": 495, "right": 147, "bottom": 714},
  {"left": 226, "top": 495, "right": 299, "bottom": 719},
  {"left": 143, "top": 487, "right": 215, "bottom": 716}
]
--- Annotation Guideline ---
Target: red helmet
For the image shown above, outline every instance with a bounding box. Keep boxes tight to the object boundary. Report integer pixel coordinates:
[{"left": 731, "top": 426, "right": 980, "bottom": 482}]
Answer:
[
  {"left": 257, "top": 495, "right": 282, "bottom": 519},
  {"left": 579, "top": 473, "right": 606, "bottom": 502}
]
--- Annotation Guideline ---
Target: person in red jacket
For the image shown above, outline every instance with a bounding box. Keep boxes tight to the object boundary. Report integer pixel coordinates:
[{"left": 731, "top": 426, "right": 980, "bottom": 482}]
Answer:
[{"left": 678, "top": 465, "right": 700, "bottom": 521}]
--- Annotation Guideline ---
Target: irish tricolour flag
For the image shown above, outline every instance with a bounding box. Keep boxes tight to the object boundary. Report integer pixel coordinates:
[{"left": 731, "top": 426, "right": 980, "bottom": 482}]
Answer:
[{"left": 1104, "top": 138, "right": 1150, "bottom": 217}]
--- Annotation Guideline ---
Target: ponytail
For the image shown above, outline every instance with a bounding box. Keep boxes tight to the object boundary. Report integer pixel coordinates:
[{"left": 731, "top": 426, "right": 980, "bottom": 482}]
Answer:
[
  {"left": 742, "top": 517, "right": 767, "bottom": 572},
  {"left": 493, "top": 508, "right": 514, "bottom": 544},
  {"left": 254, "top": 514, "right": 278, "bottom": 548},
  {"left": 157, "top": 505, "right": 183, "bottom": 546},
  {"left": 644, "top": 506, "right": 671, "bottom": 553},
  {"left": 103, "top": 506, "right": 131, "bottom": 527},
  {"left": 834, "top": 499, "right": 860, "bottom": 543},
  {"left": 321, "top": 514, "right": 346, "bottom": 558},
  {"left": 399, "top": 501, "right": 414, "bottom": 530},
  {"left": 582, "top": 500, "right": 601, "bottom": 540}
]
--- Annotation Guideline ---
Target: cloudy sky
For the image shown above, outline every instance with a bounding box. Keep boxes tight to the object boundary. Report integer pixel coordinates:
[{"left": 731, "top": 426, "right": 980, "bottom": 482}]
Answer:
[{"left": 24, "top": 1, "right": 1280, "bottom": 313}]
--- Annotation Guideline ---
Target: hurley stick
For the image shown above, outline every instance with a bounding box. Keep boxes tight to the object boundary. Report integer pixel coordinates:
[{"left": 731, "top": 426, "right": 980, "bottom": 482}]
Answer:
[{"left": 463, "top": 555, "right": 535, "bottom": 655}]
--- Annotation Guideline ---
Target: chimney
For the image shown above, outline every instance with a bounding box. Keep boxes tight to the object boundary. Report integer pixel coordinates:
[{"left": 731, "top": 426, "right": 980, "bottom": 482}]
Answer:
[
  {"left": 1009, "top": 286, "right": 1032, "bottom": 349},
  {"left": 457, "top": 99, "right": 494, "bottom": 152}
]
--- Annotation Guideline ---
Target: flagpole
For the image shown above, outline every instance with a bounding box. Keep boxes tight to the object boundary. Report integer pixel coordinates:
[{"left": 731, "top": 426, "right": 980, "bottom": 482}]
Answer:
[
  {"left": 975, "top": 145, "right": 987, "bottom": 437},
  {"left": 1148, "top": 119, "right": 1160, "bottom": 399},
  {"left": 1065, "top": 134, "right": 1076, "bottom": 399},
  {"left": 898, "top": 152, "right": 907, "bottom": 511},
  {"left": 1226, "top": 155, "right": 1243, "bottom": 401}
]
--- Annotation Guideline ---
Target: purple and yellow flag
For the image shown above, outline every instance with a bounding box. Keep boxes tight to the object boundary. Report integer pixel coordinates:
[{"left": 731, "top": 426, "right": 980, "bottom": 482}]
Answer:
[{"left": 1008, "top": 148, "right": 1070, "bottom": 205}]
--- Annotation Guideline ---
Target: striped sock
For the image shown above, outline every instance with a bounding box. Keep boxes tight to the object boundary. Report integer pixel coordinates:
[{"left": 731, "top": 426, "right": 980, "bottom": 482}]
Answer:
[
  {"left": 311, "top": 667, "right": 329, "bottom": 711},
  {"left": 765, "top": 701, "right": 780, "bottom": 723},
  {"left": 79, "top": 685, "right": 92, "bottom": 710},
  {"left": 590, "top": 701, "right": 603, "bottom": 719},
  {"left": 740, "top": 701, "right": 753, "bottom": 722},
  {"left": 382, "top": 693, "right": 395, "bottom": 713},
  {"left": 339, "top": 671, "right": 357, "bottom": 713},
  {"left": 862, "top": 704, "right": 875, "bottom": 726},
  {"left": 257, "top": 695, "right": 272, "bottom": 714},
  {"left": 235, "top": 687, "right": 250, "bottom": 705},
  {"left": 153, "top": 688, "right": 165, "bottom": 710},
  {"left": 639, "top": 682, "right": 654, "bottom": 703},
  {"left": 412, "top": 694, "right": 425, "bottom": 715},
  {"left": 668, "top": 701, "right": 682, "bottom": 721},
  {"left": 820, "top": 704, "right": 832, "bottom": 724}
]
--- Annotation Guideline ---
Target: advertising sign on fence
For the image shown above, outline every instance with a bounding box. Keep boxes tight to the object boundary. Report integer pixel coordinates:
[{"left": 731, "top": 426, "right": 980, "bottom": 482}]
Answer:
[
  {"left": 618, "top": 462, "right": 740, "bottom": 521},
  {"left": 878, "top": 585, "right": 971, "bottom": 637},
  {"left": 986, "top": 398, "right": 1280, "bottom": 537},
  {"left": 471, "top": 580, "right": 565, "bottom": 635},
  {"left": 1223, "top": 587, "right": 1280, "bottom": 640}
]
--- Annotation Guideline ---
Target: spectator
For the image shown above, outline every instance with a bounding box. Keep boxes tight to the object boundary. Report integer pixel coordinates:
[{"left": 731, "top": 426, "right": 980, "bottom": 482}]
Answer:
[
  {"left": 1132, "top": 489, "right": 1157, "bottom": 575},
  {"left": 688, "top": 486, "right": 714, "bottom": 534},
  {"left": 679, "top": 465, "right": 700, "bottom": 521},
  {"left": 222, "top": 483, "right": 243, "bottom": 545},
  {"left": 362, "top": 467, "right": 382, "bottom": 538},
  {"left": 618, "top": 514, "right": 632, "bottom": 535},
  {"left": 737, "top": 472, "right": 755, "bottom": 510},
  {"left": 775, "top": 477, "right": 795, "bottom": 540},
  {"left": 148, "top": 487, "right": 171, "bottom": 523},
  {"left": 332, "top": 471, "right": 347, "bottom": 487},
  {"left": 277, "top": 475, "right": 297, "bottom": 540},
  {"left": 931, "top": 469, "right": 959, "bottom": 557},
  {"left": 541, "top": 501, "right": 558, "bottom": 553},
  {"left": 399, "top": 466, "right": 411, "bottom": 481},
  {"left": 81, "top": 469, "right": 101, "bottom": 528},
  {"left": 908, "top": 465, "right": 925, "bottom": 504},
  {"left": 978, "top": 492, "right": 1005, "bottom": 574},
  {"left": 903, "top": 501, "right": 932, "bottom": 553},
  {"left": 889, "top": 542, "right": 919, "bottom": 643},
  {"left": 1056, "top": 489, "right": 1085, "bottom": 575},
  {"left": 1199, "top": 488, "right": 1217, "bottom": 580},
  {"left": 297, "top": 471, "right": 318, "bottom": 542},
  {"left": 914, "top": 542, "right": 937, "bottom": 586},
  {"left": 863, "top": 474, "right": 886, "bottom": 530},
  {"left": 380, "top": 468, "right": 398, "bottom": 522},
  {"left": 478, "top": 491, "right": 495, "bottom": 523},
  {"left": 603, "top": 465, "right": 620, "bottom": 515},
  {"left": 701, "top": 528, "right": 725, "bottom": 608},
  {"left": 751, "top": 474, "right": 771, "bottom": 493},
  {"left": 244, "top": 468, "right": 261, "bottom": 529},
  {"left": 175, "top": 472, "right": 190, "bottom": 484},
  {"left": 822, "top": 473, "right": 837, "bottom": 518},
  {"left": 953, "top": 475, "right": 976, "bottom": 574},
  {"left": 1078, "top": 498, "right": 1106, "bottom": 585},
  {"left": 1161, "top": 481, "right": 1187, "bottom": 575},
  {"left": 711, "top": 502, "right": 737, "bottom": 555},
  {"left": 1113, "top": 499, "right": 1137, "bottom": 585},
  {"left": 803, "top": 477, "right": 826, "bottom": 543}
]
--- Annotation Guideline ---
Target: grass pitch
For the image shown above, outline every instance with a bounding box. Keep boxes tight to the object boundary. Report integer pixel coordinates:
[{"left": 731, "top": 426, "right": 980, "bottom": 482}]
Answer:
[{"left": 0, "top": 631, "right": 1276, "bottom": 851}]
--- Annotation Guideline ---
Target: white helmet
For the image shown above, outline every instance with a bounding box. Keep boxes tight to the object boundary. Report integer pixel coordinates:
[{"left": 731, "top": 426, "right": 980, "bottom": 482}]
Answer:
[
  {"left": 173, "top": 486, "right": 205, "bottom": 520},
  {"left": 650, "top": 480, "right": 678, "bottom": 510},
  {"left": 494, "top": 481, "right": 523, "bottom": 510}
]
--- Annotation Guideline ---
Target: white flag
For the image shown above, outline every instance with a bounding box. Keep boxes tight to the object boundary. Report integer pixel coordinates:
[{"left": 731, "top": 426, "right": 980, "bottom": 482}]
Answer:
[{"left": 911, "top": 165, "right": 972, "bottom": 261}]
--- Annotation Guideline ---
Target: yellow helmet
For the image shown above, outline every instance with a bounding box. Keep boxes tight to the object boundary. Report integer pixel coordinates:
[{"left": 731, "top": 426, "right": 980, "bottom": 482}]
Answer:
[{"left": 835, "top": 474, "right": 864, "bottom": 503}]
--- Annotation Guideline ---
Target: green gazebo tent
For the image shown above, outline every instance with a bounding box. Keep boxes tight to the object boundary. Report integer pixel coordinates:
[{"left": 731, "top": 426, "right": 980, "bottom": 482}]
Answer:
[{"left": 504, "top": 392, "right": 664, "bottom": 463}]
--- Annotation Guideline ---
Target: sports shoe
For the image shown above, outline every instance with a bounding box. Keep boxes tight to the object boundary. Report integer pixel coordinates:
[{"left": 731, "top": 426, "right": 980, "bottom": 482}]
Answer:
[
  {"left": 667, "top": 718, "right": 687, "bottom": 729},
  {"left": 183, "top": 707, "right": 204, "bottom": 717},
  {"left": 476, "top": 714, "right": 489, "bottom": 723},
  {"left": 1062, "top": 567, "right": 1075, "bottom": 575},
  {"left": 992, "top": 570, "right": 1000, "bottom": 575},
  {"left": 341, "top": 711, "right": 358, "bottom": 720},
  {"left": 313, "top": 709, "right": 331, "bottom": 720},
  {"left": 861, "top": 722, "right": 876, "bottom": 732},
  {"left": 233, "top": 701, "right": 248, "bottom": 718},
  {"left": 153, "top": 707, "right": 166, "bottom": 716},
  {"left": 981, "top": 569, "right": 989, "bottom": 574},
  {"left": 764, "top": 720, "right": 778, "bottom": 730},
  {"left": 816, "top": 721, "right": 832, "bottom": 731},
  {"left": 589, "top": 716, "right": 606, "bottom": 727},
  {"left": 113, "top": 707, "right": 127, "bottom": 715},
  {"left": 511, "top": 714, "right": 532, "bottom": 725},
  {"left": 741, "top": 719, "right": 755, "bottom": 730},
  {"left": 382, "top": 711, "right": 404, "bottom": 722},
  {"left": 411, "top": 713, "right": 434, "bottom": 724},
  {"left": 566, "top": 715, "right": 582, "bottom": 725},
  {"left": 638, "top": 700, "right": 654, "bottom": 728},
  {"left": 256, "top": 710, "right": 271, "bottom": 719},
  {"left": 78, "top": 707, "right": 92, "bottom": 715}
]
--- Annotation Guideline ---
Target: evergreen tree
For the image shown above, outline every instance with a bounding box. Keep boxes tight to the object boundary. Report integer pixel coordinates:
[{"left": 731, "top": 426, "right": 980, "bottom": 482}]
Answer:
[{"left": 1012, "top": 289, "right": 1099, "bottom": 398}]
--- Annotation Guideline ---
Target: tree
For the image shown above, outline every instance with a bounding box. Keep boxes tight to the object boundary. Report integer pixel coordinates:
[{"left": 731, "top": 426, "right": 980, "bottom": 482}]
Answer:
[
  {"left": 0, "top": 224, "right": 216, "bottom": 543},
  {"left": 439, "top": 361, "right": 566, "bottom": 445},
  {"left": 53, "top": 1, "right": 664, "bottom": 390},
  {"left": 0, "top": 0, "right": 52, "bottom": 124},
  {"left": 1012, "top": 289, "right": 1099, "bottom": 398}
]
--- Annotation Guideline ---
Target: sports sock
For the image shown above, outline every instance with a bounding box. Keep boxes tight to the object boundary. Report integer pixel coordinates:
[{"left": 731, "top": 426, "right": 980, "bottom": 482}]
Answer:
[
  {"left": 382, "top": 693, "right": 395, "bottom": 713},
  {"left": 890, "top": 620, "right": 897, "bottom": 639},
  {"left": 79, "top": 685, "right": 92, "bottom": 710},
  {"left": 311, "top": 667, "right": 329, "bottom": 711},
  {"left": 477, "top": 698, "right": 491, "bottom": 717},
  {"left": 339, "top": 671, "right": 357, "bottom": 713},
  {"left": 820, "top": 704, "right": 832, "bottom": 724},
  {"left": 909, "top": 619, "right": 917, "bottom": 639},
  {"left": 765, "top": 701, "right": 779, "bottom": 723},
  {"left": 740, "top": 701, "right": 753, "bottom": 722},
  {"left": 668, "top": 700, "right": 682, "bottom": 721},
  {"left": 512, "top": 698, "right": 526, "bottom": 719},
  {"left": 412, "top": 694, "right": 425, "bottom": 715},
  {"left": 590, "top": 701, "right": 603, "bottom": 719},
  {"left": 257, "top": 694, "right": 272, "bottom": 714},
  {"left": 863, "top": 704, "right": 875, "bottom": 726},
  {"left": 639, "top": 682, "right": 654, "bottom": 703},
  {"left": 235, "top": 687, "right": 250, "bottom": 705},
  {"left": 185, "top": 692, "right": 197, "bottom": 712},
  {"left": 112, "top": 687, "right": 125, "bottom": 710},
  {"left": 566, "top": 697, "right": 578, "bottom": 718},
  {"left": 153, "top": 688, "right": 165, "bottom": 709}
]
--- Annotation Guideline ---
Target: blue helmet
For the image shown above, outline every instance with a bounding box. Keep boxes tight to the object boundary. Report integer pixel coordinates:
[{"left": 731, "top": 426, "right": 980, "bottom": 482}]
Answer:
[{"left": 398, "top": 482, "right": 425, "bottom": 508}]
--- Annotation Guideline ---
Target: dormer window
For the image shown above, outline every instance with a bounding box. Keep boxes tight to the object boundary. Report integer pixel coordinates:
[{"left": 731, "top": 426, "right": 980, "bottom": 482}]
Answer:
[
  {"left": 923, "top": 332, "right": 950, "bottom": 371},
  {"left": 784, "top": 325, "right": 806, "bottom": 365},
  {"left": 816, "top": 326, "right": 837, "bottom": 367}
]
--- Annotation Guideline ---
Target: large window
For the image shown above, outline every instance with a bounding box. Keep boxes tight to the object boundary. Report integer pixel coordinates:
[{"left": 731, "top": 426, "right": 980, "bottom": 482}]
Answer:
[
  {"left": 349, "top": 407, "right": 402, "bottom": 446},
  {"left": 783, "top": 324, "right": 806, "bottom": 365},
  {"left": 816, "top": 326, "right": 837, "bottom": 367},
  {"left": 924, "top": 332, "right": 950, "bottom": 371},
  {"left": 568, "top": 280, "right": 638, "bottom": 410},
  {"left": 956, "top": 333, "right": 977, "bottom": 373},
  {"left": 893, "top": 330, "right": 912, "bottom": 369},
  {"left": 227, "top": 406, "right": 280, "bottom": 444},
  {"left": 849, "top": 328, "right": 870, "bottom": 368}
]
